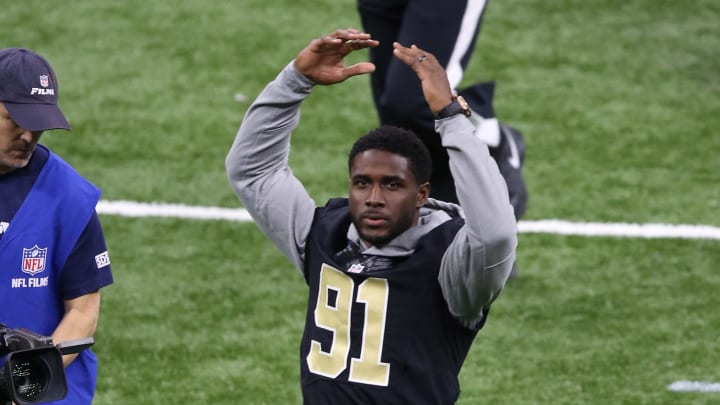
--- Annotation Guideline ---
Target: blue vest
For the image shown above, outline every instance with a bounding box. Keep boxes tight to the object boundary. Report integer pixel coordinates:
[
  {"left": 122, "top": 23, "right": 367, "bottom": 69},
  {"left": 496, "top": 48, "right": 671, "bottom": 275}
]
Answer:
[{"left": 0, "top": 151, "right": 101, "bottom": 405}]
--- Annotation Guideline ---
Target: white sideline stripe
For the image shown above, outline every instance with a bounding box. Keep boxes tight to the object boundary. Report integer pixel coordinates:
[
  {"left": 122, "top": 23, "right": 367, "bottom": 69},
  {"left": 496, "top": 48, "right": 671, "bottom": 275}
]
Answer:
[
  {"left": 668, "top": 381, "right": 720, "bottom": 392},
  {"left": 97, "top": 200, "right": 253, "bottom": 222},
  {"left": 518, "top": 220, "right": 720, "bottom": 240},
  {"left": 96, "top": 200, "right": 720, "bottom": 240}
]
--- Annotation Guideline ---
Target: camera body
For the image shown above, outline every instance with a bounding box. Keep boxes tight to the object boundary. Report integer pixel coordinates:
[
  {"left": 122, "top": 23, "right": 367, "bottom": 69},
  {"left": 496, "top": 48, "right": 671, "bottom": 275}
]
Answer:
[{"left": 0, "top": 324, "right": 68, "bottom": 405}]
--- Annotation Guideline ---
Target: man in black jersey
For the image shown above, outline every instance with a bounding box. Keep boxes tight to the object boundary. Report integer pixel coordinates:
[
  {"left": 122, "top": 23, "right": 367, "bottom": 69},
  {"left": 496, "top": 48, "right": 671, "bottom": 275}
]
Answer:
[{"left": 226, "top": 28, "right": 517, "bottom": 404}]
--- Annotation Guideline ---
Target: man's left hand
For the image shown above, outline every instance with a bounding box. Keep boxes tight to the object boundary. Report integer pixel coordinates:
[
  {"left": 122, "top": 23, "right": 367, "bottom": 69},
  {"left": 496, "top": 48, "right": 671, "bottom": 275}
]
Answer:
[{"left": 392, "top": 43, "right": 455, "bottom": 114}]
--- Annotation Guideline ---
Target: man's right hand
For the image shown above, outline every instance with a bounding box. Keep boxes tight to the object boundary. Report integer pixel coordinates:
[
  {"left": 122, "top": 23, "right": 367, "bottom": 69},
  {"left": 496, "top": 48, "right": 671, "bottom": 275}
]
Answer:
[{"left": 294, "top": 28, "right": 378, "bottom": 85}]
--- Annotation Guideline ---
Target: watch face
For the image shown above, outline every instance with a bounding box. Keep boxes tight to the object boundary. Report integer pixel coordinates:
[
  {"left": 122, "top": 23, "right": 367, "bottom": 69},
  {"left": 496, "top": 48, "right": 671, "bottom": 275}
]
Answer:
[
  {"left": 456, "top": 96, "right": 472, "bottom": 117},
  {"left": 435, "top": 96, "right": 472, "bottom": 119}
]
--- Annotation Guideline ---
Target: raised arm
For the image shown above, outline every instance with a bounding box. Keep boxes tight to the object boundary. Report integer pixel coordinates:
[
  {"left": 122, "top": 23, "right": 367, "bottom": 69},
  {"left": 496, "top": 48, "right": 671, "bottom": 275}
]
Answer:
[
  {"left": 393, "top": 43, "right": 518, "bottom": 325},
  {"left": 225, "top": 29, "right": 378, "bottom": 271}
]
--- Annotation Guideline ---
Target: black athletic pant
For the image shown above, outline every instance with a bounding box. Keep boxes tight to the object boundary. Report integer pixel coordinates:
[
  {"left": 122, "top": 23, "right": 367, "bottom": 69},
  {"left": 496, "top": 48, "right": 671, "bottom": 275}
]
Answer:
[{"left": 358, "top": 0, "right": 491, "bottom": 202}]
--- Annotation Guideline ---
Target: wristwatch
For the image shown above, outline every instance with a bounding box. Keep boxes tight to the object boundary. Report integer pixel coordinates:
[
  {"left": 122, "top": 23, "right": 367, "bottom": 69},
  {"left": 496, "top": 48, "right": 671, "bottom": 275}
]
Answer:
[{"left": 434, "top": 95, "right": 472, "bottom": 119}]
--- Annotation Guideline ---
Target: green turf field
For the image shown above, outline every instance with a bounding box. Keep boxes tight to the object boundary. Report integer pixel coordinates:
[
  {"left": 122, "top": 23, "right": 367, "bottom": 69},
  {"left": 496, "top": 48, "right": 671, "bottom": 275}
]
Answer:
[{"left": 3, "top": 0, "right": 719, "bottom": 403}]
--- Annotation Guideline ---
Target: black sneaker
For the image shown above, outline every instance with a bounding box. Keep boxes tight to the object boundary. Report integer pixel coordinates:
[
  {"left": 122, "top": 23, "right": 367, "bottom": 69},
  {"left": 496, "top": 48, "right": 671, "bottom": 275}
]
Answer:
[{"left": 490, "top": 123, "right": 528, "bottom": 221}]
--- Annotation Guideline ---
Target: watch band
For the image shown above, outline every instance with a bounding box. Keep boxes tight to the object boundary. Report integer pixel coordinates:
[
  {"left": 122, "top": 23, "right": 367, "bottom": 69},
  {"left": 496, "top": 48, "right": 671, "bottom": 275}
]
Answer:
[{"left": 434, "top": 95, "right": 472, "bottom": 119}]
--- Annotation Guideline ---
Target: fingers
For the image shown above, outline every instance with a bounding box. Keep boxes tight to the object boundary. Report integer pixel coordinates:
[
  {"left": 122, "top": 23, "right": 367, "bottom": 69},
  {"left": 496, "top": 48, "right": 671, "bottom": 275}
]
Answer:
[
  {"left": 313, "top": 28, "right": 378, "bottom": 53},
  {"left": 343, "top": 61, "right": 376, "bottom": 78},
  {"left": 295, "top": 28, "right": 377, "bottom": 85},
  {"left": 341, "top": 34, "right": 378, "bottom": 53},
  {"left": 342, "top": 38, "right": 378, "bottom": 52},
  {"left": 391, "top": 42, "right": 454, "bottom": 112},
  {"left": 331, "top": 28, "right": 371, "bottom": 43},
  {"left": 392, "top": 43, "right": 436, "bottom": 68}
]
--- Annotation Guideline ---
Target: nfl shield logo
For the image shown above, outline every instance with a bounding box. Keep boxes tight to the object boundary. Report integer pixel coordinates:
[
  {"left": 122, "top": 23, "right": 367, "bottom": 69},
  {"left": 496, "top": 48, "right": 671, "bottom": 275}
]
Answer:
[
  {"left": 22, "top": 245, "right": 48, "bottom": 275},
  {"left": 39, "top": 75, "right": 49, "bottom": 88}
]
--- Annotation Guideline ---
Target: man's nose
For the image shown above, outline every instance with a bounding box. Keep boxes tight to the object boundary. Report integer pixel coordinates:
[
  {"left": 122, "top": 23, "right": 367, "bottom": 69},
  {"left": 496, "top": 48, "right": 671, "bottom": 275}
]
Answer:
[
  {"left": 365, "top": 184, "right": 385, "bottom": 206},
  {"left": 19, "top": 128, "right": 41, "bottom": 143}
]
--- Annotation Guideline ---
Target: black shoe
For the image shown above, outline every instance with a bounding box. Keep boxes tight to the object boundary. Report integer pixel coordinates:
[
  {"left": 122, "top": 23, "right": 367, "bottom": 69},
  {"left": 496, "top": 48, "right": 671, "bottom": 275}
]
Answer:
[{"left": 490, "top": 123, "right": 528, "bottom": 220}]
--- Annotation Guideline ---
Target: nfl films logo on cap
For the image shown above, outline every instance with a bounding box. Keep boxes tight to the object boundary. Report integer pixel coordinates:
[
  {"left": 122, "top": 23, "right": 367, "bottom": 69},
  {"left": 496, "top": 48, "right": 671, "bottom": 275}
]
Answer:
[
  {"left": 39, "top": 74, "right": 49, "bottom": 87},
  {"left": 22, "top": 245, "right": 48, "bottom": 275}
]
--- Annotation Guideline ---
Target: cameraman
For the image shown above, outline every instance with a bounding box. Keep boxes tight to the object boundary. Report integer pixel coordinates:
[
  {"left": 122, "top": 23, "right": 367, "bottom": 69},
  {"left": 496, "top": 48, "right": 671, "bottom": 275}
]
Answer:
[{"left": 0, "top": 48, "right": 114, "bottom": 404}]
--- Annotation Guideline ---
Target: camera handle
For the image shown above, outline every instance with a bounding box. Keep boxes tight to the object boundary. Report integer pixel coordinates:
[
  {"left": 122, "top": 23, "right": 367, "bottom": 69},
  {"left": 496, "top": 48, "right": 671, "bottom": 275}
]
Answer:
[{"left": 56, "top": 337, "right": 94, "bottom": 355}]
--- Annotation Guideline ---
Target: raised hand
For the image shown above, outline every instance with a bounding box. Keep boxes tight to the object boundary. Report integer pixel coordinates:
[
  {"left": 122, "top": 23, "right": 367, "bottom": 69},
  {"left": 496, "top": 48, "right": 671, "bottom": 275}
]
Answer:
[
  {"left": 294, "top": 28, "right": 379, "bottom": 85},
  {"left": 392, "top": 42, "right": 455, "bottom": 114}
]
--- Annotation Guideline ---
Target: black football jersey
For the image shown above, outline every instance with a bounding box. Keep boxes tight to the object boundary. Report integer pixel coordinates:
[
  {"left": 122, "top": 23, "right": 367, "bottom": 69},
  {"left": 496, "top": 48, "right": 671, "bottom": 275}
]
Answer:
[{"left": 300, "top": 199, "right": 487, "bottom": 404}]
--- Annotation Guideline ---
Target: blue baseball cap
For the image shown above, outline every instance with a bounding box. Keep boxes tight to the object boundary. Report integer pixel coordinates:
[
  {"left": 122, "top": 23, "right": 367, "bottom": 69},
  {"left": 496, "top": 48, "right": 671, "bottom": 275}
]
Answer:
[{"left": 0, "top": 48, "right": 71, "bottom": 131}]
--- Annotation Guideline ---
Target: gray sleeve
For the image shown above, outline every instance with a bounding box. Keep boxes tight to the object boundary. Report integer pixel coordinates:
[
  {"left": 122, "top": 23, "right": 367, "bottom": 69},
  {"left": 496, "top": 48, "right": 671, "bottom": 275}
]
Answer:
[
  {"left": 225, "top": 61, "right": 317, "bottom": 273},
  {"left": 436, "top": 116, "right": 518, "bottom": 326}
]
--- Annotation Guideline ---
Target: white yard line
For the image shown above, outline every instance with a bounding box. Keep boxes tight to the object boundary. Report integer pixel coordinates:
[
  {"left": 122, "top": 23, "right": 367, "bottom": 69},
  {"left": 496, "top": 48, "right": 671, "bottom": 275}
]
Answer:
[
  {"left": 518, "top": 220, "right": 720, "bottom": 240},
  {"left": 96, "top": 200, "right": 720, "bottom": 240},
  {"left": 97, "top": 200, "right": 253, "bottom": 222},
  {"left": 668, "top": 381, "right": 720, "bottom": 393}
]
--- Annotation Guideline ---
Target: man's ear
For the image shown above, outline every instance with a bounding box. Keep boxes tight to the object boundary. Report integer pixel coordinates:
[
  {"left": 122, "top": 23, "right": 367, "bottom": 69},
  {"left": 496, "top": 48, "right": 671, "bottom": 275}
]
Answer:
[{"left": 417, "top": 182, "right": 430, "bottom": 207}]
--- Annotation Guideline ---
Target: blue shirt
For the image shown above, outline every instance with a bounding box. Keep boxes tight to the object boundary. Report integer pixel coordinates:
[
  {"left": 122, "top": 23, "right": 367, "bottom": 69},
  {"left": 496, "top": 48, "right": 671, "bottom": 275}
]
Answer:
[
  {"left": 0, "top": 145, "right": 113, "bottom": 299},
  {"left": 0, "top": 144, "right": 113, "bottom": 405}
]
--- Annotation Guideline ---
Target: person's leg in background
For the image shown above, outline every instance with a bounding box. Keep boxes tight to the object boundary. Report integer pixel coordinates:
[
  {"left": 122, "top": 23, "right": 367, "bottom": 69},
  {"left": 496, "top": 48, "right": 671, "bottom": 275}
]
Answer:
[{"left": 357, "top": 0, "right": 528, "bottom": 220}]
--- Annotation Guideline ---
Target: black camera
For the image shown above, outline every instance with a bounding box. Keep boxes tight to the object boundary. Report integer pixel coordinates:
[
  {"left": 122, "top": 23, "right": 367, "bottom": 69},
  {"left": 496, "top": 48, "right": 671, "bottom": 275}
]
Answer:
[{"left": 0, "top": 324, "right": 93, "bottom": 405}]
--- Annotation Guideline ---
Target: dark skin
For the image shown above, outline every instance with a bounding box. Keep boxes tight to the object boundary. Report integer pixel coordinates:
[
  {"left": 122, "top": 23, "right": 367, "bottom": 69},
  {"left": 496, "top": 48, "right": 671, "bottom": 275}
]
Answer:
[
  {"left": 294, "top": 28, "right": 377, "bottom": 84},
  {"left": 294, "top": 28, "right": 455, "bottom": 114},
  {"left": 349, "top": 150, "right": 430, "bottom": 247},
  {"left": 295, "top": 28, "right": 454, "bottom": 247}
]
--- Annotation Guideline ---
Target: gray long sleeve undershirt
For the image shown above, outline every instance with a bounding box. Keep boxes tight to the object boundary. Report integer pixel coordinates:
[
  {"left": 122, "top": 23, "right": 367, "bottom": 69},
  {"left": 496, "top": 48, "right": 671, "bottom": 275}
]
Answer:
[{"left": 226, "top": 61, "right": 517, "bottom": 326}]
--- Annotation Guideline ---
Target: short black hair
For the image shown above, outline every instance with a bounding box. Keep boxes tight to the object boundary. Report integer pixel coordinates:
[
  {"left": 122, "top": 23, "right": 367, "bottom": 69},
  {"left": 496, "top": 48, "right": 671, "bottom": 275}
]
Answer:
[{"left": 348, "top": 125, "right": 432, "bottom": 184}]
